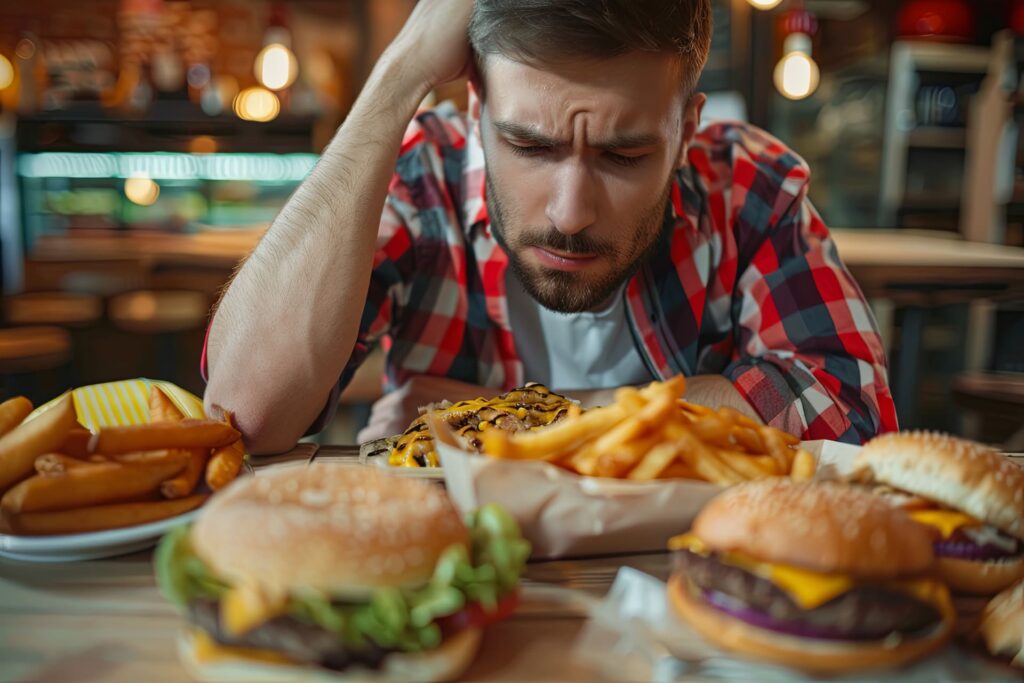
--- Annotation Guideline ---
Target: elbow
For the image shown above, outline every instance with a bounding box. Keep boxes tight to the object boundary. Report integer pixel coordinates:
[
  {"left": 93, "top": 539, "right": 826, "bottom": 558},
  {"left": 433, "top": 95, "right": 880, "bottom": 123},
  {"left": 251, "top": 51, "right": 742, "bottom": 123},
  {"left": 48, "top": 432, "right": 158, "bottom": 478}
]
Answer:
[{"left": 204, "top": 381, "right": 304, "bottom": 456}]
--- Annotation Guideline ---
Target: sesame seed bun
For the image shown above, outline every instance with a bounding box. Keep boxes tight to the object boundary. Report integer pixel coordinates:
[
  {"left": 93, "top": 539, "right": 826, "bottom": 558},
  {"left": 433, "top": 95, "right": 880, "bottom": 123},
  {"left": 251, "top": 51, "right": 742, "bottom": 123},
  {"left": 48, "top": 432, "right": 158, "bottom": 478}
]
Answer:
[
  {"left": 855, "top": 431, "right": 1024, "bottom": 540},
  {"left": 191, "top": 465, "right": 469, "bottom": 599},
  {"left": 979, "top": 579, "right": 1024, "bottom": 668},
  {"left": 667, "top": 575, "right": 953, "bottom": 674},
  {"left": 691, "top": 478, "right": 935, "bottom": 578},
  {"left": 178, "top": 624, "right": 482, "bottom": 682}
]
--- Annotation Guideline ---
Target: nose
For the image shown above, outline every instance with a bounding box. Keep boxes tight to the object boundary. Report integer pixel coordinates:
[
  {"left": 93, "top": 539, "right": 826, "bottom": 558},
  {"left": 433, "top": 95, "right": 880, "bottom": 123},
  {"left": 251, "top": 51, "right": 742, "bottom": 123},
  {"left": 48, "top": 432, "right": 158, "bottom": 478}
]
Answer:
[{"left": 545, "top": 161, "right": 597, "bottom": 236}]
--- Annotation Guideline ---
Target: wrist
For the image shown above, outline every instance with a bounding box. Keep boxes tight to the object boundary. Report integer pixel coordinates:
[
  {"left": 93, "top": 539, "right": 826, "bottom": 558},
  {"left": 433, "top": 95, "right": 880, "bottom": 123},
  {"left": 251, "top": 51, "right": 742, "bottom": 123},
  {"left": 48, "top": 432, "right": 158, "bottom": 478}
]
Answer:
[{"left": 373, "top": 47, "right": 437, "bottom": 105}]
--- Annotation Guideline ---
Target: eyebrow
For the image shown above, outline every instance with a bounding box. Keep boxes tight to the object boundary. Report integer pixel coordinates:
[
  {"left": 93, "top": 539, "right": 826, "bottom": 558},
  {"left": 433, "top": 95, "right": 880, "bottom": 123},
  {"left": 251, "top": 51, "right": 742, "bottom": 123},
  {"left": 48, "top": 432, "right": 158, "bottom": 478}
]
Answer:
[{"left": 492, "top": 120, "right": 661, "bottom": 150}]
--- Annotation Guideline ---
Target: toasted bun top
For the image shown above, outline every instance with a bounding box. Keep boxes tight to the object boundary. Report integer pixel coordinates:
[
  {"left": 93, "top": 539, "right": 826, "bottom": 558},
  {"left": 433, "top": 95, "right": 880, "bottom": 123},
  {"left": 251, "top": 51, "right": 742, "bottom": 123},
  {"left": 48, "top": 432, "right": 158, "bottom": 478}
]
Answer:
[
  {"left": 856, "top": 431, "right": 1024, "bottom": 540},
  {"left": 692, "top": 478, "right": 935, "bottom": 578},
  {"left": 191, "top": 465, "right": 468, "bottom": 598}
]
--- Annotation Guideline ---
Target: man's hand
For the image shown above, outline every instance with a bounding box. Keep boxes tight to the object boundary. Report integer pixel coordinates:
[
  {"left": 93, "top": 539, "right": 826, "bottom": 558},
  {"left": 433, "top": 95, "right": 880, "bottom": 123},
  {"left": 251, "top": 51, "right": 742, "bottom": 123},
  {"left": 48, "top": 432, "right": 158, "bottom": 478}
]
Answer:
[
  {"left": 357, "top": 375, "right": 494, "bottom": 443},
  {"left": 384, "top": 0, "right": 474, "bottom": 91}
]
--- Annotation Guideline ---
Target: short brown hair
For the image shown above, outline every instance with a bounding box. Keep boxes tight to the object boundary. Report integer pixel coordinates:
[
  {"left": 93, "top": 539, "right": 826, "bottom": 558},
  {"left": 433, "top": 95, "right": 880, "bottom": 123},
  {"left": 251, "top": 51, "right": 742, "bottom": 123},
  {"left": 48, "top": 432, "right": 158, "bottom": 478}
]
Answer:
[{"left": 469, "top": 0, "right": 712, "bottom": 94}]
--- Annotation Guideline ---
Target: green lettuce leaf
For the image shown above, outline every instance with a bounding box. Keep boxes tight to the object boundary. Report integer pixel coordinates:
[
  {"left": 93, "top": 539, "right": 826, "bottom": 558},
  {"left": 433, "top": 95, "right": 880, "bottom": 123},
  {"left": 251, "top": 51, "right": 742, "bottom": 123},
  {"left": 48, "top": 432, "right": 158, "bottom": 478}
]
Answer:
[{"left": 153, "top": 502, "right": 530, "bottom": 653}]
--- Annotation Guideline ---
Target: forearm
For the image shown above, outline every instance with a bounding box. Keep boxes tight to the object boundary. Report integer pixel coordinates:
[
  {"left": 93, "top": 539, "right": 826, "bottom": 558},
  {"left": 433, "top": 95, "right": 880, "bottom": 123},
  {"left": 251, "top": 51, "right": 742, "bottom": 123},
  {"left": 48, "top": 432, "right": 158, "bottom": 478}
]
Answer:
[{"left": 205, "top": 57, "right": 431, "bottom": 453}]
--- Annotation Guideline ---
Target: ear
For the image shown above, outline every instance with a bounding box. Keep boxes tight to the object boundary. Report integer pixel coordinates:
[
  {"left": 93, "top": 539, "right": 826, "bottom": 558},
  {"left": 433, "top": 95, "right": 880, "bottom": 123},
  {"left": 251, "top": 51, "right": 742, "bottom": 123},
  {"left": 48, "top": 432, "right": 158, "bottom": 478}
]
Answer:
[{"left": 675, "top": 92, "right": 706, "bottom": 168}]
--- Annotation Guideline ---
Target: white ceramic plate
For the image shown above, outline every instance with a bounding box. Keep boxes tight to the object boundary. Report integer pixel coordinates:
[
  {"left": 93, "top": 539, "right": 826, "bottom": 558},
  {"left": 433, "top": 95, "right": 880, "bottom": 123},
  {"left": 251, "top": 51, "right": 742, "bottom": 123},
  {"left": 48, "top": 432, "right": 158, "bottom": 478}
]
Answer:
[{"left": 0, "top": 508, "right": 201, "bottom": 563}]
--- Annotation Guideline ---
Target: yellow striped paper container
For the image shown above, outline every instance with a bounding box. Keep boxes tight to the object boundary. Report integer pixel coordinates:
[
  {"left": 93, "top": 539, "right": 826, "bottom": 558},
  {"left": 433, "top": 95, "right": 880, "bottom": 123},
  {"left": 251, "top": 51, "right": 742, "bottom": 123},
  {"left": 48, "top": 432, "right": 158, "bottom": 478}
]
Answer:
[{"left": 27, "top": 379, "right": 205, "bottom": 430}]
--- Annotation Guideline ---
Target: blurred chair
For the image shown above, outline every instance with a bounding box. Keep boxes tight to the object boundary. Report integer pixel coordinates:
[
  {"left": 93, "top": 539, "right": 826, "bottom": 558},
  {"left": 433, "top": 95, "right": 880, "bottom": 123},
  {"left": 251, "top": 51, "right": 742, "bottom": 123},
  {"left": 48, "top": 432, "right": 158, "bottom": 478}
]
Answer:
[
  {"left": 108, "top": 290, "right": 209, "bottom": 382},
  {"left": 0, "top": 326, "right": 72, "bottom": 401},
  {"left": 3, "top": 291, "right": 103, "bottom": 388},
  {"left": 4, "top": 291, "right": 102, "bottom": 328},
  {"left": 952, "top": 372, "right": 1024, "bottom": 450}
]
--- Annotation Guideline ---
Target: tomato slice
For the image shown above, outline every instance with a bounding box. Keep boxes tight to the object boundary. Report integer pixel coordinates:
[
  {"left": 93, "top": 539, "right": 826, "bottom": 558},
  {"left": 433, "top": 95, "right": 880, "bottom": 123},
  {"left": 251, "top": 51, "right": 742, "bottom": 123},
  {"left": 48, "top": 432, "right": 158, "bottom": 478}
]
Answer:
[{"left": 436, "top": 591, "right": 520, "bottom": 636}]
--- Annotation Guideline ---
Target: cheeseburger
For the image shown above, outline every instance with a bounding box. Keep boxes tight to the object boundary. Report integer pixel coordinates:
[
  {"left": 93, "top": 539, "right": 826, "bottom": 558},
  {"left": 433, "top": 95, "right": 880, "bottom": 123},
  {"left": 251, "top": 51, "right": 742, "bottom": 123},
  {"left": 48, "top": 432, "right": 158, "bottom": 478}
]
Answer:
[
  {"left": 155, "top": 465, "right": 529, "bottom": 681},
  {"left": 668, "top": 479, "right": 954, "bottom": 674},
  {"left": 855, "top": 431, "right": 1024, "bottom": 595}
]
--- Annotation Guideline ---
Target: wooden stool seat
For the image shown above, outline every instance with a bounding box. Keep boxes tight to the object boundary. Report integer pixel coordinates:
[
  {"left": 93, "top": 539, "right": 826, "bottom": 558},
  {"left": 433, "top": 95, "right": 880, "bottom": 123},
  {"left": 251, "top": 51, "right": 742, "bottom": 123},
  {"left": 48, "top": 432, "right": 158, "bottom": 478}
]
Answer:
[
  {"left": 0, "top": 326, "right": 72, "bottom": 374},
  {"left": 108, "top": 290, "right": 209, "bottom": 334},
  {"left": 952, "top": 372, "right": 1024, "bottom": 412},
  {"left": 5, "top": 292, "right": 103, "bottom": 327}
]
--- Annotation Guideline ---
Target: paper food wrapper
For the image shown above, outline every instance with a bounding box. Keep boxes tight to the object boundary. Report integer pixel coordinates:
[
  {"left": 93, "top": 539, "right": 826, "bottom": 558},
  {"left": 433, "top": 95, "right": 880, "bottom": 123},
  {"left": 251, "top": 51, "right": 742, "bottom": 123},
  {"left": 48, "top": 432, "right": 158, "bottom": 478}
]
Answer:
[
  {"left": 27, "top": 379, "right": 205, "bottom": 429},
  {"left": 570, "top": 567, "right": 1019, "bottom": 682},
  {"left": 437, "top": 435, "right": 865, "bottom": 559}
]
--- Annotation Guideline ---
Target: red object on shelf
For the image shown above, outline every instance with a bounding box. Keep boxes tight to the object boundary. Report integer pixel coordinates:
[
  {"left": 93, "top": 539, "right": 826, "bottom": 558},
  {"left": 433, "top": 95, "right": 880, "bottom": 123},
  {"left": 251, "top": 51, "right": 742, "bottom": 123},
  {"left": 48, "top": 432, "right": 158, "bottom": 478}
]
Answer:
[
  {"left": 1012, "top": 0, "right": 1024, "bottom": 35},
  {"left": 897, "top": 0, "right": 975, "bottom": 42}
]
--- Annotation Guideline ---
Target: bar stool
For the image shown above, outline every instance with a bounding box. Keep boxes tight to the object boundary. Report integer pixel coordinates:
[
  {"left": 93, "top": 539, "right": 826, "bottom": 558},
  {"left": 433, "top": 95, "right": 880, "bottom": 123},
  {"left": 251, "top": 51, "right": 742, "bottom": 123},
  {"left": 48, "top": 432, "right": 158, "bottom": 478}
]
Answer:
[
  {"left": 4, "top": 292, "right": 103, "bottom": 328},
  {"left": 0, "top": 326, "right": 73, "bottom": 401},
  {"left": 108, "top": 290, "right": 209, "bottom": 382},
  {"left": 4, "top": 291, "right": 103, "bottom": 388}
]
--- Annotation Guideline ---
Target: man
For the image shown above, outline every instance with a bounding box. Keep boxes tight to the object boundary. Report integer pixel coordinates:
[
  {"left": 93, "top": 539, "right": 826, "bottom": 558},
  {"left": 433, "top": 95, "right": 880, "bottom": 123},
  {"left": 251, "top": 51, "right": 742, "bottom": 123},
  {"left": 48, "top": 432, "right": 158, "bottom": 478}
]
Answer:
[{"left": 204, "top": 0, "right": 897, "bottom": 454}]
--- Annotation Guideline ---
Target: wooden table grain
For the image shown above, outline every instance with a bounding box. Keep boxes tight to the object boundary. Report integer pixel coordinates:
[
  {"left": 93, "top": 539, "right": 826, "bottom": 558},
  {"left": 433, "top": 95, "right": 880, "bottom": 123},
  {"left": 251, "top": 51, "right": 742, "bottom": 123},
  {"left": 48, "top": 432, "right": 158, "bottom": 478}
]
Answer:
[
  {"left": 0, "top": 445, "right": 660, "bottom": 682},
  {"left": 1, "top": 449, "right": 1020, "bottom": 682}
]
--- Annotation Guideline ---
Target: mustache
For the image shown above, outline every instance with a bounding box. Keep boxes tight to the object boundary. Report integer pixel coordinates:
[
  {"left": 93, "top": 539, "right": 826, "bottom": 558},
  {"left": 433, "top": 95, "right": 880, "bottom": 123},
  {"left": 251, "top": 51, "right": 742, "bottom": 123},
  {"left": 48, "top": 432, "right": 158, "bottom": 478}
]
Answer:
[{"left": 517, "top": 229, "right": 616, "bottom": 257}]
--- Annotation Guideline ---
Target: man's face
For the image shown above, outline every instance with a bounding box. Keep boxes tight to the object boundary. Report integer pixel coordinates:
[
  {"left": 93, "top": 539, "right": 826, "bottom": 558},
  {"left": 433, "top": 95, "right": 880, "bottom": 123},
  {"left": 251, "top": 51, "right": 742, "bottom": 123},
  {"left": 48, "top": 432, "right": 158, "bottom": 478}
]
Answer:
[{"left": 478, "top": 51, "right": 702, "bottom": 313}]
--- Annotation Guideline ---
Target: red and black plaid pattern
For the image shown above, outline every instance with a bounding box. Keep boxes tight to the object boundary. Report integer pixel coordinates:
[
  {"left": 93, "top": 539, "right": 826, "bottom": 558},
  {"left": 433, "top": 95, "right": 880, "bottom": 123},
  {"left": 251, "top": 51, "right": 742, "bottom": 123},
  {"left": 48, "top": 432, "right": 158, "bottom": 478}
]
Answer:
[{"left": 203, "top": 97, "right": 897, "bottom": 444}]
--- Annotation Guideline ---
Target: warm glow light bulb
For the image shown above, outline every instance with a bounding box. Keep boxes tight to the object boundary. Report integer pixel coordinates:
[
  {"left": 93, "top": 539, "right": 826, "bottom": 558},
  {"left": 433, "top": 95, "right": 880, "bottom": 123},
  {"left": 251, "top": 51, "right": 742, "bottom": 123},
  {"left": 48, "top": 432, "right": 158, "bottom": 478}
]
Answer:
[
  {"left": 748, "top": 0, "right": 783, "bottom": 9},
  {"left": 773, "top": 50, "right": 819, "bottom": 100},
  {"left": 255, "top": 43, "right": 298, "bottom": 91},
  {"left": 234, "top": 86, "right": 280, "bottom": 122},
  {"left": 124, "top": 175, "right": 160, "bottom": 206},
  {"left": 0, "top": 55, "right": 14, "bottom": 91}
]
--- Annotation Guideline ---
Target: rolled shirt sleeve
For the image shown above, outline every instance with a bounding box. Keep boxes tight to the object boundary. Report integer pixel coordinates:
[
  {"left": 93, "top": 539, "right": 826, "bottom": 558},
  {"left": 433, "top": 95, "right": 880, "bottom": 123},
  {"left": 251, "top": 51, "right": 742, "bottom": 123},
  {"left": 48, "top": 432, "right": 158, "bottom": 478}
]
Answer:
[{"left": 724, "top": 185, "right": 898, "bottom": 444}]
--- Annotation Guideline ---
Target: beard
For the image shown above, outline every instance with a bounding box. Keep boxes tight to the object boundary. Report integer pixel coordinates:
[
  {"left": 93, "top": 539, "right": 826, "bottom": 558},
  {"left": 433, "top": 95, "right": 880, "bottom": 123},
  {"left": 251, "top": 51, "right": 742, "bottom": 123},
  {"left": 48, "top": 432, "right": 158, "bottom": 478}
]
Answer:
[{"left": 487, "top": 171, "right": 672, "bottom": 313}]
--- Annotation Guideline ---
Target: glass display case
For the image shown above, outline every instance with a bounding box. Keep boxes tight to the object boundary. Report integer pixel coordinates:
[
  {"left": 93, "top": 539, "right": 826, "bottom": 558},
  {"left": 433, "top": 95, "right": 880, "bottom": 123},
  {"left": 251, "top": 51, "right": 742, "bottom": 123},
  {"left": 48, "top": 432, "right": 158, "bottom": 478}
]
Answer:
[{"left": 16, "top": 151, "right": 317, "bottom": 249}]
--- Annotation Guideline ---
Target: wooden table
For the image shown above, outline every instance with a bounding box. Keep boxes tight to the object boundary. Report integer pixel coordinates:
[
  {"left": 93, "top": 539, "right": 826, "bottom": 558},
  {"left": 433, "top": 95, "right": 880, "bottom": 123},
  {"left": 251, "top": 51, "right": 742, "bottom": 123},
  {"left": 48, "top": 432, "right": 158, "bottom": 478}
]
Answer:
[
  {"left": 0, "top": 446, "right": 653, "bottom": 682},
  {"left": 1, "top": 447, "right": 1022, "bottom": 682},
  {"left": 831, "top": 229, "right": 1024, "bottom": 427},
  {"left": 831, "top": 229, "right": 1024, "bottom": 302}
]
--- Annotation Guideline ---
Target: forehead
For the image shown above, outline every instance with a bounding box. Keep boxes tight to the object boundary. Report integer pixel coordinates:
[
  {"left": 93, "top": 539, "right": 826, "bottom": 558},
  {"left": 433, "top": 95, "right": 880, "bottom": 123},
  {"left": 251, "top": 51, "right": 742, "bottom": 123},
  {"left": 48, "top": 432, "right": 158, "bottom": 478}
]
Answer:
[{"left": 481, "top": 52, "right": 685, "bottom": 138}]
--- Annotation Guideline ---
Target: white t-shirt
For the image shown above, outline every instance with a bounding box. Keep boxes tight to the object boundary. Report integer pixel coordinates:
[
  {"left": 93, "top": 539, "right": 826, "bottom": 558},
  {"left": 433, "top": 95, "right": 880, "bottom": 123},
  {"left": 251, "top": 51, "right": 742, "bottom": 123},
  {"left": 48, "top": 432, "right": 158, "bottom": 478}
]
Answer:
[{"left": 505, "top": 270, "right": 654, "bottom": 390}]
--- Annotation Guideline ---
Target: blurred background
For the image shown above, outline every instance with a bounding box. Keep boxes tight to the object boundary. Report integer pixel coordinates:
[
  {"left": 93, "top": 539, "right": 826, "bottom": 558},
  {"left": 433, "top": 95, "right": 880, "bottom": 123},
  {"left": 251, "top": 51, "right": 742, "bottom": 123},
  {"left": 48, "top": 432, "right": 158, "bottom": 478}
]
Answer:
[{"left": 0, "top": 0, "right": 1022, "bottom": 447}]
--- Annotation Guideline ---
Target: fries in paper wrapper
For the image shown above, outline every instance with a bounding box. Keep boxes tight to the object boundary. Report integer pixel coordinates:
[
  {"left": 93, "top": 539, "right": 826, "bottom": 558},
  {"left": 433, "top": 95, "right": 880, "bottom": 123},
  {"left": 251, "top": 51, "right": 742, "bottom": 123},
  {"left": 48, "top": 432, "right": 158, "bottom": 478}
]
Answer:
[{"left": 432, "top": 377, "right": 863, "bottom": 558}]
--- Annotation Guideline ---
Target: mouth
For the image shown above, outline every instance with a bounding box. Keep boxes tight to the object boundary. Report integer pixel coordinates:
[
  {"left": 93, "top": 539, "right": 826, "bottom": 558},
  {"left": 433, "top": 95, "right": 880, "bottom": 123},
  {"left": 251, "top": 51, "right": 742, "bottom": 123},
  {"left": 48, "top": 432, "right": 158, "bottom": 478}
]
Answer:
[{"left": 529, "top": 246, "right": 599, "bottom": 272}]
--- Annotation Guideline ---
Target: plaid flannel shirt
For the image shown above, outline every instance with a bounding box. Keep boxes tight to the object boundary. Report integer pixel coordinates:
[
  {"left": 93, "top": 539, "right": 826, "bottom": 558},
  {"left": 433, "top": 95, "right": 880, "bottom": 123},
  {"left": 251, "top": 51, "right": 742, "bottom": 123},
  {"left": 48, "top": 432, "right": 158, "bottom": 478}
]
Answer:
[{"left": 206, "top": 99, "right": 898, "bottom": 444}]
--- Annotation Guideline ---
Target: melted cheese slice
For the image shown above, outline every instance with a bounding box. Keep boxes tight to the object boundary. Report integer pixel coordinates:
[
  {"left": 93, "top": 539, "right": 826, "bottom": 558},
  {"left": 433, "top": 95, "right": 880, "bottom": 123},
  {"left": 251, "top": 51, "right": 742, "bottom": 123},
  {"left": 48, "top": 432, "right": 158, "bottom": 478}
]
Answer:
[
  {"left": 907, "top": 509, "right": 982, "bottom": 539},
  {"left": 219, "top": 582, "right": 287, "bottom": 637},
  {"left": 191, "top": 629, "right": 296, "bottom": 665},
  {"left": 669, "top": 533, "right": 950, "bottom": 613}
]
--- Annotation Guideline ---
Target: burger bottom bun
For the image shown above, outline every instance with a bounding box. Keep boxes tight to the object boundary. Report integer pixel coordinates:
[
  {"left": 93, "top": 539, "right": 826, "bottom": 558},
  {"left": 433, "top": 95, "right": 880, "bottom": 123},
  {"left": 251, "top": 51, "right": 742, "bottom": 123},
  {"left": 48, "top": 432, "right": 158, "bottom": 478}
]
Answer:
[
  {"left": 936, "top": 555, "right": 1024, "bottom": 596},
  {"left": 178, "top": 627, "right": 481, "bottom": 683},
  {"left": 979, "top": 580, "right": 1024, "bottom": 668},
  {"left": 667, "top": 575, "right": 952, "bottom": 675}
]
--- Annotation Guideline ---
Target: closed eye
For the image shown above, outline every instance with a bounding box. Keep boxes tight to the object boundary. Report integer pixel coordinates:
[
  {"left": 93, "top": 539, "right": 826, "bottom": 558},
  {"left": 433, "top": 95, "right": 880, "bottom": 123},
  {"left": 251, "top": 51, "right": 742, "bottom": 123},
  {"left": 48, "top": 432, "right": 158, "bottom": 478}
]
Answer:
[
  {"left": 508, "top": 143, "right": 552, "bottom": 158},
  {"left": 605, "top": 152, "right": 647, "bottom": 168}
]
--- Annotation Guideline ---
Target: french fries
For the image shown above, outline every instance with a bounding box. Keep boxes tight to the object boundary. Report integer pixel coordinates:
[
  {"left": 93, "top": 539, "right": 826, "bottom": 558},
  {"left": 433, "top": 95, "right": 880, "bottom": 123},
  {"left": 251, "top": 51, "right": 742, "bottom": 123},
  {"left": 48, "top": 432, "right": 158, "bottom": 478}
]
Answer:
[
  {"left": 0, "top": 397, "right": 33, "bottom": 439},
  {"left": 478, "top": 376, "right": 815, "bottom": 485},
  {"left": 0, "top": 494, "right": 208, "bottom": 535},
  {"left": 0, "top": 393, "right": 77, "bottom": 493},
  {"left": 35, "top": 453, "right": 92, "bottom": 476},
  {"left": 149, "top": 386, "right": 210, "bottom": 500},
  {"left": 92, "top": 420, "right": 239, "bottom": 455},
  {"left": 0, "top": 385, "right": 247, "bottom": 536},
  {"left": 206, "top": 435, "right": 244, "bottom": 491},
  {"left": 1, "top": 452, "right": 188, "bottom": 513}
]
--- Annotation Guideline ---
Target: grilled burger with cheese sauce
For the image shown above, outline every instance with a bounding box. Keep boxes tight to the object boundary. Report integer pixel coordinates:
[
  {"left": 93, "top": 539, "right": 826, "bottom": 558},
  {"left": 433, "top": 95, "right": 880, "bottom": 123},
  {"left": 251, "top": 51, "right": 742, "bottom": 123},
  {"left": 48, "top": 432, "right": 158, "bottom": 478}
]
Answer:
[
  {"left": 387, "top": 383, "right": 574, "bottom": 468},
  {"left": 854, "top": 432, "right": 1024, "bottom": 595},
  {"left": 155, "top": 465, "right": 529, "bottom": 682},
  {"left": 668, "top": 479, "right": 954, "bottom": 674}
]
